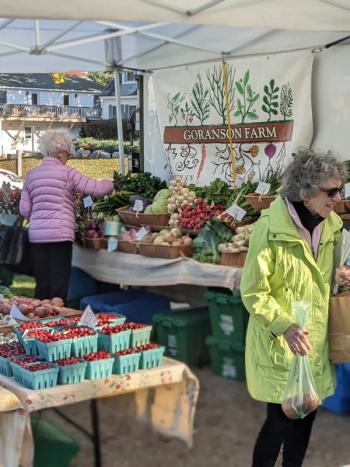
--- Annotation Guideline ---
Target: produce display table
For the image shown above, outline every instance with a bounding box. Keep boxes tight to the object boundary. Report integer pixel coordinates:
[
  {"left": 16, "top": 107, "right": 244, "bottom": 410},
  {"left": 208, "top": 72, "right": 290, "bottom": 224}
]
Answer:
[
  {"left": 0, "top": 357, "right": 199, "bottom": 467},
  {"left": 72, "top": 244, "right": 242, "bottom": 291}
]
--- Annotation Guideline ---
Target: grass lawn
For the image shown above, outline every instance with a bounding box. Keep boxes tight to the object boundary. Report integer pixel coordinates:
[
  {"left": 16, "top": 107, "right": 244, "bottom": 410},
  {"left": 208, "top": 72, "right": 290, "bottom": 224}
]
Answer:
[{"left": 10, "top": 274, "right": 36, "bottom": 298}]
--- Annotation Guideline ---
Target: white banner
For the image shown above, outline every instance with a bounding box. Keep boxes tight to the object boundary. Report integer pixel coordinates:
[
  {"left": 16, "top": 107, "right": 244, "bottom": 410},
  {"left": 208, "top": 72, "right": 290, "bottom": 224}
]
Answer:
[{"left": 147, "top": 50, "right": 313, "bottom": 186}]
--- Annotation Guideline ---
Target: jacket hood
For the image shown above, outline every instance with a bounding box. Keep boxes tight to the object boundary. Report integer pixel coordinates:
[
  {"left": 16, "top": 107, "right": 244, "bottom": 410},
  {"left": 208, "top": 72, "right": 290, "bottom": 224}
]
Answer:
[{"left": 260, "top": 195, "right": 342, "bottom": 242}]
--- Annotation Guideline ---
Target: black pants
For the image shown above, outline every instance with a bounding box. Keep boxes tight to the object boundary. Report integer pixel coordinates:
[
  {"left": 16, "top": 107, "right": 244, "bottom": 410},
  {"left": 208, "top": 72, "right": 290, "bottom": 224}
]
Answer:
[
  {"left": 31, "top": 242, "right": 73, "bottom": 304},
  {"left": 252, "top": 403, "right": 317, "bottom": 467}
]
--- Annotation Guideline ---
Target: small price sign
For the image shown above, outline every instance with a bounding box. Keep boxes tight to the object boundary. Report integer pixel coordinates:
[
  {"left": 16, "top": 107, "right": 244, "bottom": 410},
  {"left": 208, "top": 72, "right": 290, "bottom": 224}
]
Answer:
[
  {"left": 79, "top": 305, "right": 98, "bottom": 329},
  {"left": 136, "top": 227, "right": 149, "bottom": 241},
  {"left": 133, "top": 200, "right": 144, "bottom": 212},
  {"left": 83, "top": 196, "right": 93, "bottom": 208},
  {"left": 225, "top": 203, "right": 247, "bottom": 221},
  {"left": 344, "top": 183, "right": 350, "bottom": 199},
  {"left": 107, "top": 237, "right": 118, "bottom": 252},
  {"left": 255, "top": 182, "right": 271, "bottom": 195},
  {"left": 10, "top": 303, "right": 30, "bottom": 322}
]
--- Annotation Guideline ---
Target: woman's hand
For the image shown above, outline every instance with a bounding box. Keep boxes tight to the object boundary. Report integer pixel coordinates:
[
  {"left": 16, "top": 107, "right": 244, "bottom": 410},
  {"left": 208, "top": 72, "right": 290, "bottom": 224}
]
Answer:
[
  {"left": 283, "top": 323, "right": 311, "bottom": 356},
  {"left": 335, "top": 266, "right": 350, "bottom": 286}
]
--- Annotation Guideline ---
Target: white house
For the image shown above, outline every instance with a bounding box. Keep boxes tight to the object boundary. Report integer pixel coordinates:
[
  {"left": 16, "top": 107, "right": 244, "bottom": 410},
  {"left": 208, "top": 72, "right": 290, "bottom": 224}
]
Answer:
[
  {"left": 100, "top": 71, "right": 139, "bottom": 121},
  {"left": 0, "top": 74, "right": 103, "bottom": 155}
]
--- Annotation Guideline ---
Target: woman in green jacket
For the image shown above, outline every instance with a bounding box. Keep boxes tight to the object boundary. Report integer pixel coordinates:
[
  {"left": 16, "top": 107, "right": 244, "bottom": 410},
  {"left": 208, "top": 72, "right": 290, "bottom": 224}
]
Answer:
[{"left": 241, "top": 149, "right": 346, "bottom": 467}]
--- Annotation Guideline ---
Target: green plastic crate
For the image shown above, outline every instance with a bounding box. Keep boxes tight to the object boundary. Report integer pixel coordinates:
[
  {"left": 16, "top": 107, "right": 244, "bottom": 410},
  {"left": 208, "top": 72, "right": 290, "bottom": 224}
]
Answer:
[
  {"left": 206, "top": 290, "right": 249, "bottom": 349},
  {"left": 152, "top": 307, "right": 210, "bottom": 366},
  {"left": 206, "top": 335, "right": 245, "bottom": 381}
]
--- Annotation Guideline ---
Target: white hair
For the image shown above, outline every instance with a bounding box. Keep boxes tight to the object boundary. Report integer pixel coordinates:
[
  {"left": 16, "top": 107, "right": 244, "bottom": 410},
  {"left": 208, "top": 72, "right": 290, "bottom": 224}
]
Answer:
[{"left": 39, "top": 129, "right": 75, "bottom": 158}]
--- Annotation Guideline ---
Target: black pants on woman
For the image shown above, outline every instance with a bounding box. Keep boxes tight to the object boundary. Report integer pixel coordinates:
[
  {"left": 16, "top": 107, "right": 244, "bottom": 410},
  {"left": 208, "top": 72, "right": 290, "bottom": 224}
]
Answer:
[
  {"left": 31, "top": 241, "right": 73, "bottom": 304},
  {"left": 252, "top": 403, "right": 317, "bottom": 467}
]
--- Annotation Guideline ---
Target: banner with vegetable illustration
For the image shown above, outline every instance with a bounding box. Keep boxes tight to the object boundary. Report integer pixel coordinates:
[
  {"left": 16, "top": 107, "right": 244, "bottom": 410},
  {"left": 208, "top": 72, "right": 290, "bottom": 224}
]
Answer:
[{"left": 152, "top": 50, "right": 313, "bottom": 185}]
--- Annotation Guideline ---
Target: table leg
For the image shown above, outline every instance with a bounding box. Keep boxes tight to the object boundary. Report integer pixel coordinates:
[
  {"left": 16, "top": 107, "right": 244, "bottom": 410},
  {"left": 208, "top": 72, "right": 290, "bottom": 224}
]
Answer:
[{"left": 91, "top": 399, "right": 102, "bottom": 467}]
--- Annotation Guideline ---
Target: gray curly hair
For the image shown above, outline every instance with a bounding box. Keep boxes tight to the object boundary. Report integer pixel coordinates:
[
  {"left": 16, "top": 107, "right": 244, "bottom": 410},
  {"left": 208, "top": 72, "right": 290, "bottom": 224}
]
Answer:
[
  {"left": 280, "top": 149, "right": 347, "bottom": 202},
  {"left": 39, "top": 129, "right": 75, "bottom": 158}
]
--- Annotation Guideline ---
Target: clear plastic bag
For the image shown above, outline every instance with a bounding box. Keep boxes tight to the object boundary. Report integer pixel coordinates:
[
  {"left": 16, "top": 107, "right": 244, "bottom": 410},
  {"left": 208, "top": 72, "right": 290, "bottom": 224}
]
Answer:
[{"left": 282, "top": 301, "right": 320, "bottom": 419}]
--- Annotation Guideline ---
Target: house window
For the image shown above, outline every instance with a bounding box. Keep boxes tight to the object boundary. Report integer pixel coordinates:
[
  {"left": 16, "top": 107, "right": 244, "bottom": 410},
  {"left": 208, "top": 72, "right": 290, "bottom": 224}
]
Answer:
[
  {"left": 63, "top": 94, "right": 70, "bottom": 106},
  {"left": 122, "top": 71, "right": 135, "bottom": 83},
  {"left": 24, "top": 127, "right": 32, "bottom": 140},
  {"left": 0, "top": 91, "right": 7, "bottom": 104},
  {"left": 31, "top": 93, "right": 38, "bottom": 105},
  {"left": 129, "top": 105, "right": 137, "bottom": 118},
  {"left": 109, "top": 105, "right": 116, "bottom": 119}
]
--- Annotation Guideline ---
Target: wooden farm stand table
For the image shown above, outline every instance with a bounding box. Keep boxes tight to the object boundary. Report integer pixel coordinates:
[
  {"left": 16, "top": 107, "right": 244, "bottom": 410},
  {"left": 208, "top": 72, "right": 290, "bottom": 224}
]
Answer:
[
  {"left": 72, "top": 244, "right": 242, "bottom": 291},
  {"left": 0, "top": 357, "right": 199, "bottom": 467}
]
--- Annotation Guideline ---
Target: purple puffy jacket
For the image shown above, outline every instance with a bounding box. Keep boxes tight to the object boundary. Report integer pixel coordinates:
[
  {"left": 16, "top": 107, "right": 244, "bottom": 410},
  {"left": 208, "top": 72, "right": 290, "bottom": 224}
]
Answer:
[{"left": 19, "top": 157, "right": 113, "bottom": 243}]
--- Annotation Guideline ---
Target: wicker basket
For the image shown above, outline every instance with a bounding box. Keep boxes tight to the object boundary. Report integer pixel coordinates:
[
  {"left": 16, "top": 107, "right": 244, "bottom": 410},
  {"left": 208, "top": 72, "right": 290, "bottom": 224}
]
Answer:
[
  {"left": 117, "top": 206, "right": 170, "bottom": 227},
  {"left": 245, "top": 194, "right": 275, "bottom": 211},
  {"left": 139, "top": 243, "right": 193, "bottom": 259},
  {"left": 220, "top": 251, "right": 247, "bottom": 267},
  {"left": 117, "top": 240, "right": 139, "bottom": 254},
  {"left": 333, "top": 200, "right": 350, "bottom": 215},
  {"left": 84, "top": 237, "right": 107, "bottom": 250}
]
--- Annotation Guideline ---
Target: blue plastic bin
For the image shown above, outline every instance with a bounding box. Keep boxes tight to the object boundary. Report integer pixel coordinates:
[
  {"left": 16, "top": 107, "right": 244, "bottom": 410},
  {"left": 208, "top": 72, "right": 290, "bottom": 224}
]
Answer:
[
  {"left": 323, "top": 364, "right": 350, "bottom": 415},
  {"left": 80, "top": 290, "right": 170, "bottom": 324},
  {"left": 67, "top": 267, "right": 97, "bottom": 302}
]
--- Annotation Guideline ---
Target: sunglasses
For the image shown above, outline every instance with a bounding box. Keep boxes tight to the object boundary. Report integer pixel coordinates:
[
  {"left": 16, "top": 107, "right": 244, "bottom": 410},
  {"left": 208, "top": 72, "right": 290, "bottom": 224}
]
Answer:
[{"left": 319, "top": 185, "right": 343, "bottom": 198}]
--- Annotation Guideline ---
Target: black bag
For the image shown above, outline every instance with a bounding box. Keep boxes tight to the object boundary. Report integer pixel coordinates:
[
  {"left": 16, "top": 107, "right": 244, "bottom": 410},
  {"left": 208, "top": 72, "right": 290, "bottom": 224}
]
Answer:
[{"left": 0, "top": 224, "right": 30, "bottom": 266}]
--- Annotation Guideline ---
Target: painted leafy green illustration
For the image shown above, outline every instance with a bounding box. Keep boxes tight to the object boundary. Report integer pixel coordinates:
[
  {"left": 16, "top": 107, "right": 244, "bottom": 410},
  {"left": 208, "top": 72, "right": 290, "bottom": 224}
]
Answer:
[
  {"left": 234, "top": 70, "right": 260, "bottom": 123},
  {"left": 180, "top": 101, "right": 195, "bottom": 125},
  {"left": 167, "top": 92, "right": 185, "bottom": 126},
  {"left": 262, "top": 79, "right": 280, "bottom": 121},
  {"left": 206, "top": 64, "right": 235, "bottom": 124},
  {"left": 280, "top": 83, "right": 293, "bottom": 120},
  {"left": 191, "top": 74, "right": 210, "bottom": 125}
]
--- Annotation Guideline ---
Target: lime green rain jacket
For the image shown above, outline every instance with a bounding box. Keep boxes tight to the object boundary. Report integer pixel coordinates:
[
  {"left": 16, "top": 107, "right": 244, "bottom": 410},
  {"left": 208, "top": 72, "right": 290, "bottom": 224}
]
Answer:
[{"left": 240, "top": 196, "right": 342, "bottom": 403}]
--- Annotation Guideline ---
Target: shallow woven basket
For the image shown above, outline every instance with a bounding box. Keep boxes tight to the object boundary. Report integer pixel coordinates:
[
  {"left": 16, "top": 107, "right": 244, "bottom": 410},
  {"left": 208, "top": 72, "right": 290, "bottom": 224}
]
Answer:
[
  {"left": 220, "top": 251, "right": 247, "bottom": 267},
  {"left": 245, "top": 194, "right": 275, "bottom": 211},
  {"left": 117, "top": 240, "right": 139, "bottom": 254},
  {"left": 84, "top": 237, "right": 107, "bottom": 250},
  {"left": 139, "top": 243, "right": 193, "bottom": 259},
  {"left": 117, "top": 206, "right": 170, "bottom": 227},
  {"left": 333, "top": 200, "right": 350, "bottom": 215}
]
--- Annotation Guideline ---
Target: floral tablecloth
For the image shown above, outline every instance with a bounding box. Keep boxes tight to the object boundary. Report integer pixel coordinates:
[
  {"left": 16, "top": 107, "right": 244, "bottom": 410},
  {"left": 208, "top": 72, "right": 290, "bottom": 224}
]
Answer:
[
  {"left": 0, "top": 357, "right": 199, "bottom": 467},
  {"left": 72, "top": 244, "right": 242, "bottom": 291}
]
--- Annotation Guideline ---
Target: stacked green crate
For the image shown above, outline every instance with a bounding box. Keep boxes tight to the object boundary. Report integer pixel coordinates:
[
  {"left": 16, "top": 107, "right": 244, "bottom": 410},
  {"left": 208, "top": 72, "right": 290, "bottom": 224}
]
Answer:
[
  {"left": 206, "top": 290, "right": 249, "bottom": 381},
  {"left": 152, "top": 307, "right": 210, "bottom": 366}
]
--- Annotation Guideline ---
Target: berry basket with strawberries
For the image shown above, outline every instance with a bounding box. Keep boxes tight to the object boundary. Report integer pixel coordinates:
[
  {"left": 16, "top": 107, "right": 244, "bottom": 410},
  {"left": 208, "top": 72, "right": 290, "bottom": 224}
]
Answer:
[
  {"left": 10, "top": 359, "right": 59, "bottom": 390},
  {"left": 13, "top": 322, "right": 47, "bottom": 346},
  {"left": 94, "top": 313, "right": 126, "bottom": 330},
  {"left": 58, "top": 326, "right": 98, "bottom": 357},
  {"left": 83, "top": 351, "right": 114, "bottom": 379},
  {"left": 34, "top": 330, "right": 72, "bottom": 362},
  {"left": 98, "top": 324, "right": 131, "bottom": 353},
  {"left": 57, "top": 357, "right": 87, "bottom": 385},
  {"left": 0, "top": 343, "right": 24, "bottom": 376},
  {"left": 138, "top": 343, "right": 165, "bottom": 369},
  {"left": 113, "top": 348, "right": 141, "bottom": 375},
  {"left": 125, "top": 323, "right": 152, "bottom": 347}
]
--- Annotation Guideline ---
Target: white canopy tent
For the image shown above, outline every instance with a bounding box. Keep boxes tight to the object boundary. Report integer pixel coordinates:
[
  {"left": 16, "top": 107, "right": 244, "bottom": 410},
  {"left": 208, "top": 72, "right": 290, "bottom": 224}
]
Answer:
[{"left": 0, "top": 0, "right": 349, "bottom": 169}]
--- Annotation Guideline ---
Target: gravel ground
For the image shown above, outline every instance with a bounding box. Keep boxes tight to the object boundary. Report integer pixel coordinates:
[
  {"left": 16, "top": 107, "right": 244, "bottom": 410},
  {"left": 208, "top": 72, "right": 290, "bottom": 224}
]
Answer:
[{"left": 42, "top": 366, "right": 350, "bottom": 467}]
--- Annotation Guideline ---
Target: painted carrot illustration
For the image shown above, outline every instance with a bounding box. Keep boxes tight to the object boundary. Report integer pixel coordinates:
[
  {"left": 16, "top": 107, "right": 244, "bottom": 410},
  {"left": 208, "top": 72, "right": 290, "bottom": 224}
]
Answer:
[{"left": 197, "top": 143, "right": 207, "bottom": 181}]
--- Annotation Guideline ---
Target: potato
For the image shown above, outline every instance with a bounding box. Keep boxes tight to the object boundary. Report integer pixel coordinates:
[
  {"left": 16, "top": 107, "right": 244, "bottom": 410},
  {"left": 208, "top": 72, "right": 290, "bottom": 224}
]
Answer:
[
  {"left": 51, "top": 297, "right": 64, "bottom": 307},
  {"left": 34, "top": 306, "right": 49, "bottom": 318}
]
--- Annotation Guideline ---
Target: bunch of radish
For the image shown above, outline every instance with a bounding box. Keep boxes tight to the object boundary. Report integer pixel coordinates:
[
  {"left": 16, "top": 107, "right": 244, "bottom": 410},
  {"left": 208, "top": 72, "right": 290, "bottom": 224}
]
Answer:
[{"left": 179, "top": 198, "right": 225, "bottom": 231}]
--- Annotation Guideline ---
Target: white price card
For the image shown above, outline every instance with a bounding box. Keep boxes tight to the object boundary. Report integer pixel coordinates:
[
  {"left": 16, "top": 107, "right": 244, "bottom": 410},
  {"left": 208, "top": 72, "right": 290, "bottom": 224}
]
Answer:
[
  {"left": 344, "top": 183, "right": 350, "bottom": 199},
  {"left": 133, "top": 199, "right": 144, "bottom": 212},
  {"left": 136, "top": 226, "right": 149, "bottom": 241},
  {"left": 10, "top": 303, "right": 30, "bottom": 322},
  {"left": 226, "top": 203, "right": 247, "bottom": 221},
  {"left": 79, "top": 305, "right": 98, "bottom": 329},
  {"left": 255, "top": 182, "right": 271, "bottom": 195},
  {"left": 83, "top": 196, "right": 94, "bottom": 208},
  {"left": 236, "top": 176, "right": 245, "bottom": 188},
  {"left": 107, "top": 236, "right": 118, "bottom": 252}
]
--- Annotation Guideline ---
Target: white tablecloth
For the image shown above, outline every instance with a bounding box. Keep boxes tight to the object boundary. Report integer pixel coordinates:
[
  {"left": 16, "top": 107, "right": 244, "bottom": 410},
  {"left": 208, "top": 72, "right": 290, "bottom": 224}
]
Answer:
[
  {"left": 0, "top": 358, "right": 199, "bottom": 467},
  {"left": 72, "top": 245, "right": 242, "bottom": 291}
]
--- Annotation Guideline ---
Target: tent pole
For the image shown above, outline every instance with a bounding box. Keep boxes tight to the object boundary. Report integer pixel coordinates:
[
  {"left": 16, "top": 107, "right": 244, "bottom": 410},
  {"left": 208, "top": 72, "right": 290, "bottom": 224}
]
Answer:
[{"left": 114, "top": 70, "right": 125, "bottom": 175}]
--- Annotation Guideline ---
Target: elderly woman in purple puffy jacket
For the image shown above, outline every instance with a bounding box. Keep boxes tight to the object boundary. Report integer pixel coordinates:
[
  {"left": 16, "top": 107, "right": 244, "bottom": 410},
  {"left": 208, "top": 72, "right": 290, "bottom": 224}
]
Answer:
[{"left": 19, "top": 129, "right": 113, "bottom": 304}]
